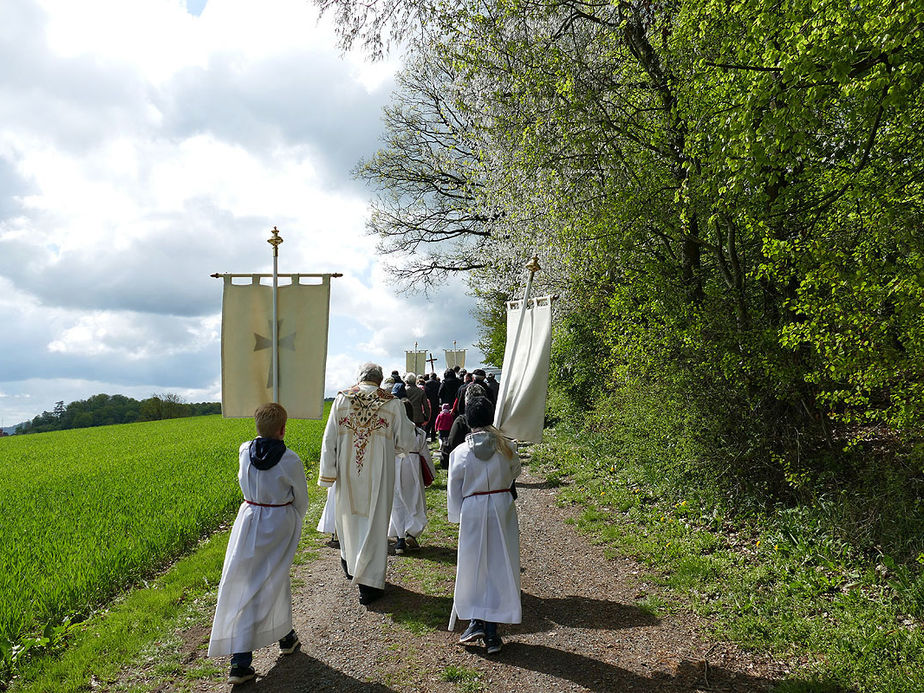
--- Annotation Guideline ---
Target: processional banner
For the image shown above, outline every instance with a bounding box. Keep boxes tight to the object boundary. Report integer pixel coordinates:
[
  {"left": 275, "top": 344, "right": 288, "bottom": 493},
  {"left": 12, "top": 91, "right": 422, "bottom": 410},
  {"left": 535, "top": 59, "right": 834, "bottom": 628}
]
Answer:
[
  {"left": 405, "top": 350, "right": 428, "bottom": 374},
  {"left": 494, "top": 296, "right": 552, "bottom": 443},
  {"left": 221, "top": 275, "right": 330, "bottom": 419},
  {"left": 444, "top": 349, "right": 466, "bottom": 369}
]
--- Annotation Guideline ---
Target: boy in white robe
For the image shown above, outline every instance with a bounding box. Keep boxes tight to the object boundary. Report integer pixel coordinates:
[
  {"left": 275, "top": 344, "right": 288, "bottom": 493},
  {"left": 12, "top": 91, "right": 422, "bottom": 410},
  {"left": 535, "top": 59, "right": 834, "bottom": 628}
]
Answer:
[
  {"left": 389, "top": 424, "right": 436, "bottom": 553},
  {"left": 208, "top": 403, "right": 309, "bottom": 685},
  {"left": 447, "top": 397, "right": 521, "bottom": 654}
]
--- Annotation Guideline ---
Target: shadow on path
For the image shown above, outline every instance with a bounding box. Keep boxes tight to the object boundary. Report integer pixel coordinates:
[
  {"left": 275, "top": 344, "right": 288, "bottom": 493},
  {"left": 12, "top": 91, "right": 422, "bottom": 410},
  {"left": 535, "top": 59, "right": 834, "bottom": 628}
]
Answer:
[
  {"left": 482, "top": 642, "right": 787, "bottom": 693},
  {"left": 516, "top": 479, "right": 568, "bottom": 490},
  {"left": 516, "top": 591, "right": 660, "bottom": 633},
  {"left": 234, "top": 650, "right": 396, "bottom": 692},
  {"left": 366, "top": 583, "right": 454, "bottom": 631},
  {"left": 365, "top": 584, "right": 658, "bottom": 636}
]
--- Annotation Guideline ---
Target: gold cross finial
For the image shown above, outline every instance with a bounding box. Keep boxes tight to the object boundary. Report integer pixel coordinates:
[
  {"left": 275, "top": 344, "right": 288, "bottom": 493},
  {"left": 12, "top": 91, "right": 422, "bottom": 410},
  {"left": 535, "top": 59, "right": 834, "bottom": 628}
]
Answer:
[
  {"left": 267, "top": 226, "right": 283, "bottom": 256},
  {"left": 526, "top": 256, "right": 541, "bottom": 273}
]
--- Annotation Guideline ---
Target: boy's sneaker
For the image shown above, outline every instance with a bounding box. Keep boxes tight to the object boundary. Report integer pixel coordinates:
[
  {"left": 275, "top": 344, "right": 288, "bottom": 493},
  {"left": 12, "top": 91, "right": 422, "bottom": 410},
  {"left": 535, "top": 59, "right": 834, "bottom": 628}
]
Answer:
[
  {"left": 227, "top": 665, "right": 255, "bottom": 684},
  {"left": 485, "top": 635, "right": 503, "bottom": 654},
  {"left": 405, "top": 534, "right": 419, "bottom": 550},
  {"left": 279, "top": 630, "right": 300, "bottom": 655},
  {"left": 458, "top": 620, "right": 485, "bottom": 644},
  {"left": 394, "top": 537, "right": 406, "bottom": 554}
]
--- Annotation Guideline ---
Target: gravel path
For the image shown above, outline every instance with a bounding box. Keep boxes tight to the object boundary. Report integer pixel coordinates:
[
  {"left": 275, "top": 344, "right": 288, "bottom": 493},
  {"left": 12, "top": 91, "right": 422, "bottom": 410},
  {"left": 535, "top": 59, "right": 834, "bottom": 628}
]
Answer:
[{"left": 161, "top": 466, "right": 789, "bottom": 692}]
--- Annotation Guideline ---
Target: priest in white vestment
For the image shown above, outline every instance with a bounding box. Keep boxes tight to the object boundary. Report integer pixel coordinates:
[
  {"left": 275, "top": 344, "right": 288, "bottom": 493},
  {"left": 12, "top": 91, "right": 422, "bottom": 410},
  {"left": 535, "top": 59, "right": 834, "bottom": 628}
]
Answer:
[
  {"left": 319, "top": 362, "right": 416, "bottom": 604},
  {"left": 447, "top": 396, "right": 521, "bottom": 654}
]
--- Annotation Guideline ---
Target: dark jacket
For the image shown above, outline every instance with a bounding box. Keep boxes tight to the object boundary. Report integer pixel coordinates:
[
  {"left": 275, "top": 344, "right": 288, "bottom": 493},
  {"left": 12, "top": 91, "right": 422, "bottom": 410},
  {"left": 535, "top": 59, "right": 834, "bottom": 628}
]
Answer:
[
  {"left": 441, "top": 414, "right": 470, "bottom": 468},
  {"left": 438, "top": 372, "right": 461, "bottom": 406}
]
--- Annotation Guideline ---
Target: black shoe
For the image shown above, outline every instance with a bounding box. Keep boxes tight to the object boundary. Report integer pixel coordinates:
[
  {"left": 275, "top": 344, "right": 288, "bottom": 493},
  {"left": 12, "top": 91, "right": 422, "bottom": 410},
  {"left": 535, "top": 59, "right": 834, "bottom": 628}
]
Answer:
[
  {"left": 328, "top": 533, "right": 340, "bottom": 549},
  {"left": 458, "top": 620, "right": 485, "bottom": 644},
  {"left": 341, "top": 558, "right": 353, "bottom": 580},
  {"left": 485, "top": 635, "right": 503, "bottom": 654},
  {"left": 405, "top": 534, "right": 419, "bottom": 550},
  {"left": 395, "top": 537, "right": 406, "bottom": 554},
  {"left": 279, "top": 630, "right": 300, "bottom": 655},
  {"left": 358, "top": 584, "right": 383, "bottom": 605},
  {"left": 228, "top": 665, "right": 255, "bottom": 684}
]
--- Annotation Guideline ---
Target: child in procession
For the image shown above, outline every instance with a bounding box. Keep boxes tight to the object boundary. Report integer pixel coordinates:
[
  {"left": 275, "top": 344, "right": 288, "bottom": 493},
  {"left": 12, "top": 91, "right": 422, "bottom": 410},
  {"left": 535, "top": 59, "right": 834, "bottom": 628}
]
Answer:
[
  {"left": 446, "top": 397, "right": 521, "bottom": 654},
  {"left": 435, "top": 402, "right": 454, "bottom": 447},
  {"left": 208, "top": 402, "right": 309, "bottom": 685},
  {"left": 389, "top": 417, "right": 436, "bottom": 554}
]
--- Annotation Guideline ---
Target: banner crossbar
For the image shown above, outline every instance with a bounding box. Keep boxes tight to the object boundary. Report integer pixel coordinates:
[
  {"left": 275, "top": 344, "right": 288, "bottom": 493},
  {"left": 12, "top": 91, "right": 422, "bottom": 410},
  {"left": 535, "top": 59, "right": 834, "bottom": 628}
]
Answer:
[{"left": 211, "top": 272, "right": 343, "bottom": 278}]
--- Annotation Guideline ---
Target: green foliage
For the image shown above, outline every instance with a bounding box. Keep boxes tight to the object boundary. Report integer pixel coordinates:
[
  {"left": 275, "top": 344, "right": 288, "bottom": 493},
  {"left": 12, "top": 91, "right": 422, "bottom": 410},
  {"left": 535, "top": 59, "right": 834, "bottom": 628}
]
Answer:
[{"left": 331, "top": 0, "right": 924, "bottom": 494}]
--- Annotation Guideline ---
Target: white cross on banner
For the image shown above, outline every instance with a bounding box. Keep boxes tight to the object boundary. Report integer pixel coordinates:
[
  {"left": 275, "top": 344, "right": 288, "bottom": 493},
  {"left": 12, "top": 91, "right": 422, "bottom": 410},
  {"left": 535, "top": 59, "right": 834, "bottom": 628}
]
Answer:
[
  {"left": 494, "top": 296, "right": 552, "bottom": 443},
  {"left": 220, "top": 275, "right": 330, "bottom": 419}
]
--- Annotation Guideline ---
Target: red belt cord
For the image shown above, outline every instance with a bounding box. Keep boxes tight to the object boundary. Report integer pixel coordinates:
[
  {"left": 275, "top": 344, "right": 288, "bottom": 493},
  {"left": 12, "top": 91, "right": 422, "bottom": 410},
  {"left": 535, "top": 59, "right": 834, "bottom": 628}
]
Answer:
[{"left": 464, "top": 489, "right": 511, "bottom": 499}]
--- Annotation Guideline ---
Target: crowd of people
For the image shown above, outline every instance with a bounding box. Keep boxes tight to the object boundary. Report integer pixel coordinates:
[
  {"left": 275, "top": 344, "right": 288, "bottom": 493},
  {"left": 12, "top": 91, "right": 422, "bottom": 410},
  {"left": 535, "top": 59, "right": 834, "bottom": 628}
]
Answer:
[{"left": 208, "top": 362, "right": 518, "bottom": 685}]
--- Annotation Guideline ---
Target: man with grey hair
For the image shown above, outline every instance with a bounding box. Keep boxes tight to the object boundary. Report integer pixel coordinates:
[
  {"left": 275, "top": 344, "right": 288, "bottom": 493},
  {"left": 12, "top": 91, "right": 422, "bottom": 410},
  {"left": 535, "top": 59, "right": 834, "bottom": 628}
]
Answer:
[
  {"left": 319, "top": 362, "right": 416, "bottom": 604},
  {"left": 403, "top": 372, "right": 428, "bottom": 428}
]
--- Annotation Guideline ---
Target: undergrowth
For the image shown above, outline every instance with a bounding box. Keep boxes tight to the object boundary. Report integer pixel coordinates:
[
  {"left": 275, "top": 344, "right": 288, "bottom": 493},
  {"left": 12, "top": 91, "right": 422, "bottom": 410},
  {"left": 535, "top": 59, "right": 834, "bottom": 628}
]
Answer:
[{"left": 532, "top": 385, "right": 924, "bottom": 693}]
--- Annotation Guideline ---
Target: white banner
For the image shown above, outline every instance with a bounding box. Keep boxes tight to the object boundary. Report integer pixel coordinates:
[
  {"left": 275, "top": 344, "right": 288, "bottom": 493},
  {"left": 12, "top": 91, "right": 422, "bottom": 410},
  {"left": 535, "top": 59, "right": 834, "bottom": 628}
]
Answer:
[
  {"left": 221, "top": 275, "right": 330, "bottom": 419},
  {"left": 444, "top": 349, "right": 466, "bottom": 369},
  {"left": 494, "top": 296, "right": 552, "bottom": 443},
  {"left": 405, "top": 350, "right": 428, "bottom": 374}
]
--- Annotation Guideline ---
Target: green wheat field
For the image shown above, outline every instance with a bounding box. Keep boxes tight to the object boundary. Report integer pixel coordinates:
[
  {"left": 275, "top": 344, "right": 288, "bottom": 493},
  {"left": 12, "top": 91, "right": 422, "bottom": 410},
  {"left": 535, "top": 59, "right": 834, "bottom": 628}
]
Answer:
[{"left": 0, "top": 413, "right": 327, "bottom": 649}]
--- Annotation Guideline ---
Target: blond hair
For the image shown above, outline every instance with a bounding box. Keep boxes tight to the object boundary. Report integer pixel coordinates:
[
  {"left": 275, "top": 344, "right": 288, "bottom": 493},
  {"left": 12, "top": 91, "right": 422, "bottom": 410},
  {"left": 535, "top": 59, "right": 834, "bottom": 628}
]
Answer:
[
  {"left": 484, "top": 425, "right": 516, "bottom": 459},
  {"left": 254, "top": 402, "right": 287, "bottom": 438}
]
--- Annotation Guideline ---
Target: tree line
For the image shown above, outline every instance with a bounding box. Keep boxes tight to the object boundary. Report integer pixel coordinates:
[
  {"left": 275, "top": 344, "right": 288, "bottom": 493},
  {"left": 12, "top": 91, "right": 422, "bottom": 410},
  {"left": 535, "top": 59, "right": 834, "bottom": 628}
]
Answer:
[
  {"left": 318, "top": 0, "right": 924, "bottom": 548},
  {"left": 15, "top": 394, "right": 221, "bottom": 435}
]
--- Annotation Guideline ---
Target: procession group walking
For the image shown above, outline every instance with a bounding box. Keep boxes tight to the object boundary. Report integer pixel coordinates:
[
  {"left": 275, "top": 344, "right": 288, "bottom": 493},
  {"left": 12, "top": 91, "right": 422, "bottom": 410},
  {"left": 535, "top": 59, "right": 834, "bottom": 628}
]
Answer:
[{"left": 208, "top": 361, "right": 520, "bottom": 685}]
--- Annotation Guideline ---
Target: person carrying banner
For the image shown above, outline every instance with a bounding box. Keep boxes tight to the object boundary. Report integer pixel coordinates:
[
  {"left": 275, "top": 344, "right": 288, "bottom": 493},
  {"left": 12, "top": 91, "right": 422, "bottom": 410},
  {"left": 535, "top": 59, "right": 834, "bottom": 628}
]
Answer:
[
  {"left": 424, "top": 373, "right": 441, "bottom": 441},
  {"left": 318, "top": 363, "right": 416, "bottom": 605},
  {"left": 208, "top": 403, "right": 309, "bottom": 684},
  {"left": 447, "top": 397, "right": 521, "bottom": 654},
  {"left": 389, "top": 420, "right": 436, "bottom": 553}
]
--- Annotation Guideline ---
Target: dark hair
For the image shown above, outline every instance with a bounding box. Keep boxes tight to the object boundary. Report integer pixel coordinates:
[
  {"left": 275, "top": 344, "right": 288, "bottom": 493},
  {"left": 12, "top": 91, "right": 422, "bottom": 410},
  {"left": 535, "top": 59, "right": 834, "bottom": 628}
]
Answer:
[{"left": 466, "top": 397, "right": 494, "bottom": 428}]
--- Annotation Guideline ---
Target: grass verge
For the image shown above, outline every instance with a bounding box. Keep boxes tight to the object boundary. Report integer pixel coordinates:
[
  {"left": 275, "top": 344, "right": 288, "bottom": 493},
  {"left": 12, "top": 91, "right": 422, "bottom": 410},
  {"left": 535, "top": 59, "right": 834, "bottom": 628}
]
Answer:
[{"left": 527, "top": 426, "right": 924, "bottom": 693}]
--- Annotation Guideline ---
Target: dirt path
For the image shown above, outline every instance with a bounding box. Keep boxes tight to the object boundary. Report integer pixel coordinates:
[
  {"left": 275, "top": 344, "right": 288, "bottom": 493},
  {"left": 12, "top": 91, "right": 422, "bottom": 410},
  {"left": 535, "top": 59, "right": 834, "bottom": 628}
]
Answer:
[{"left": 155, "top": 466, "right": 789, "bottom": 692}]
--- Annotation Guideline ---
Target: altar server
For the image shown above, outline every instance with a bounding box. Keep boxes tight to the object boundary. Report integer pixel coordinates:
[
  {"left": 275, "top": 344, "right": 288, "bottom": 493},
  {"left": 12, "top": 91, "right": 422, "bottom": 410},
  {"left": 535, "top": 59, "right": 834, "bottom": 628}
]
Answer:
[
  {"left": 390, "top": 423, "right": 436, "bottom": 553},
  {"left": 208, "top": 402, "right": 309, "bottom": 684},
  {"left": 447, "top": 397, "right": 521, "bottom": 654}
]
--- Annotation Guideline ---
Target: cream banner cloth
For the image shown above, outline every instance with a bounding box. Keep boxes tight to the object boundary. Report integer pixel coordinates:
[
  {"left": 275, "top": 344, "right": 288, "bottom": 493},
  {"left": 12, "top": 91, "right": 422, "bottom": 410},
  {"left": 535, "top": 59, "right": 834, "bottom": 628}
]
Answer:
[
  {"left": 494, "top": 296, "right": 552, "bottom": 443},
  {"left": 405, "top": 350, "right": 427, "bottom": 374},
  {"left": 444, "top": 349, "right": 466, "bottom": 369},
  {"left": 221, "top": 275, "right": 330, "bottom": 419}
]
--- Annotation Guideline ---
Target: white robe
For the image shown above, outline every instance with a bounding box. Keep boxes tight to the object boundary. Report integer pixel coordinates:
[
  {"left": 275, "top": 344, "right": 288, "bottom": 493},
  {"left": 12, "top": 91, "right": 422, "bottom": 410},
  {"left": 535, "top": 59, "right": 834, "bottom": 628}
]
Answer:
[
  {"left": 318, "top": 383, "right": 415, "bottom": 589},
  {"left": 389, "top": 428, "right": 435, "bottom": 539},
  {"left": 317, "top": 484, "right": 337, "bottom": 534},
  {"left": 447, "top": 432, "right": 521, "bottom": 626},
  {"left": 209, "top": 443, "right": 309, "bottom": 656}
]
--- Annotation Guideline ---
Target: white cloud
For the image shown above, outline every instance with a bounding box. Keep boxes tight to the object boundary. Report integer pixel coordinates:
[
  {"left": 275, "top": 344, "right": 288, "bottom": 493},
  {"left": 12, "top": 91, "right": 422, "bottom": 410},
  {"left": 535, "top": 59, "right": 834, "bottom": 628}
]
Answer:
[{"left": 0, "top": 0, "right": 486, "bottom": 427}]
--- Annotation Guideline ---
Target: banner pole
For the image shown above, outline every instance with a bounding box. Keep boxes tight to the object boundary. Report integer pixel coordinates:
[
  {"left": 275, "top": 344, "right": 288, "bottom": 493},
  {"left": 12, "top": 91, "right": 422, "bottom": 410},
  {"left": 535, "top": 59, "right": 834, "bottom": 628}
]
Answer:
[
  {"left": 268, "top": 227, "right": 283, "bottom": 403},
  {"left": 495, "top": 256, "right": 541, "bottom": 429}
]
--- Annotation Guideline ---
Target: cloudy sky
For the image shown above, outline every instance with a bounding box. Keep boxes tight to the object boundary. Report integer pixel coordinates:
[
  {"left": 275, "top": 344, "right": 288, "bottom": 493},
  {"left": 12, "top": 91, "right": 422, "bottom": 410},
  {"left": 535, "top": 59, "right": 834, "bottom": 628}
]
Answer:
[{"left": 0, "top": 0, "right": 485, "bottom": 427}]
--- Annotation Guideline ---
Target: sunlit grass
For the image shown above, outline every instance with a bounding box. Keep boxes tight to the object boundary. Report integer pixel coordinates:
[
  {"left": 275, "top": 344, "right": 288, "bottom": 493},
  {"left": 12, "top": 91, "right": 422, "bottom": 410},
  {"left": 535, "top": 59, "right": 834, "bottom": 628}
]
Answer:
[{"left": 0, "top": 412, "right": 326, "bottom": 653}]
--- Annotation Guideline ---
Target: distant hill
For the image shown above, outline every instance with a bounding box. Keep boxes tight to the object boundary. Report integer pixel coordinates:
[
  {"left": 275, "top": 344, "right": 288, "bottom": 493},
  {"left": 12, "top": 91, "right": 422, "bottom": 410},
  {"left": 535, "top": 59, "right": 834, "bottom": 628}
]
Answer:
[{"left": 13, "top": 394, "right": 221, "bottom": 435}]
